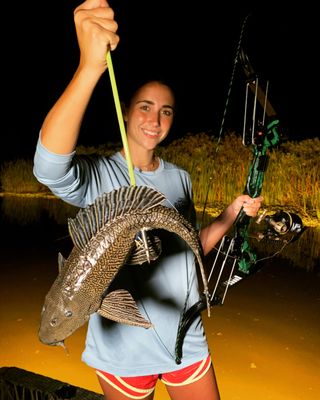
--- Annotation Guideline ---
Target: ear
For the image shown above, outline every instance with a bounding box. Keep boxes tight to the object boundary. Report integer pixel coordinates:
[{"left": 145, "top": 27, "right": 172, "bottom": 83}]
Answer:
[{"left": 121, "top": 101, "right": 128, "bottom": 122}]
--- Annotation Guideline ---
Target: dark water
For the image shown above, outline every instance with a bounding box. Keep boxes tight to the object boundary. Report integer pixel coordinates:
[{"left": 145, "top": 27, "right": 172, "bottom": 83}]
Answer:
[
  {"left": 1, "top": 196, "right": 319, "bottom": 273},
  {"left": 1, "top": 196, "right": 319, "bottom": 399}
]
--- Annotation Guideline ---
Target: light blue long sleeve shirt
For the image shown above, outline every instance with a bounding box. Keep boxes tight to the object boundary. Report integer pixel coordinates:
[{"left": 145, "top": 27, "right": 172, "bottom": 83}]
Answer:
[{"left": 33, "top": 137, "right": 209, "bottom": 375}]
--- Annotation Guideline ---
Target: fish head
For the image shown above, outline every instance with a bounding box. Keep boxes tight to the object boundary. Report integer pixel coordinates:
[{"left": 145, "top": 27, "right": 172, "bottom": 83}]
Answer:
[{"left": 38, "top": 288, "right": 90, "bottom": 346}]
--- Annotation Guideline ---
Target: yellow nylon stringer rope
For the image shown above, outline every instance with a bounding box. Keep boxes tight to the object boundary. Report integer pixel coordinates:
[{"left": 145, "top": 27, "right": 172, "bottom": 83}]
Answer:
[{"left": 106, "top": 51, "right": 136, "bottom": 186}]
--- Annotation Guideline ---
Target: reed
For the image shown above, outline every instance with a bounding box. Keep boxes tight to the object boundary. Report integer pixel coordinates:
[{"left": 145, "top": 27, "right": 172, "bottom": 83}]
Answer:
[
  {"left": 0, "top": 159, "right": 46, "bottom": 194},
  {"left": 0, "top": 133, "right": 319, "bottom": 225}
]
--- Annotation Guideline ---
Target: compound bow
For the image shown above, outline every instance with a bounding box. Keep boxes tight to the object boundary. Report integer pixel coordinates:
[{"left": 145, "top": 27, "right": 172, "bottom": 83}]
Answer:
[{"left": 174, "top": 41, "right": 305, "bottom": 364}]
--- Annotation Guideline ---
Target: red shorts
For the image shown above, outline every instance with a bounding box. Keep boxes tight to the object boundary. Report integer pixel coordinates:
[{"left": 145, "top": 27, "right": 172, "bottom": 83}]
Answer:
[{"left": 96, "top": 355, "right": 212, "bottom": 399}]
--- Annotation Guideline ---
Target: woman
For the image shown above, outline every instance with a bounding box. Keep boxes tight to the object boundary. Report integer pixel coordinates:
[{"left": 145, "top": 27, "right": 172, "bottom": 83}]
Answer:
[{"left": 33, "top": 1, "right": 262, "bottom": 399}]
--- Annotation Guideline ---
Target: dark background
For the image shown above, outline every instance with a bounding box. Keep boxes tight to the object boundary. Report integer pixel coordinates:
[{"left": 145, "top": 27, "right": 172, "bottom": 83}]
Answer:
[{"left": 3, "top": 1, "right": 319, "bottom": 162}]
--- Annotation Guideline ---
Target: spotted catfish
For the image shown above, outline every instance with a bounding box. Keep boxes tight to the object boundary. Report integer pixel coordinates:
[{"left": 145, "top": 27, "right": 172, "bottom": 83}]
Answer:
[{"left": 38, "top": 185, "right": 210, "bottom": 347}]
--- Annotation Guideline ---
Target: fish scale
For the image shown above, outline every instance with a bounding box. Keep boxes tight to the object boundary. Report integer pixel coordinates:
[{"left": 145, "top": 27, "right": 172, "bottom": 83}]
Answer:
[{"left": 38, "top": 186, "right": 210, "bottom": 347}]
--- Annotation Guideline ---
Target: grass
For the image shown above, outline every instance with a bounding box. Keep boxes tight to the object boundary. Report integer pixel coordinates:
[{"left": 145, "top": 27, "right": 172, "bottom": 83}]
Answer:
[{"left": 1, "top": 132, "right": 319, "bottom": 226}]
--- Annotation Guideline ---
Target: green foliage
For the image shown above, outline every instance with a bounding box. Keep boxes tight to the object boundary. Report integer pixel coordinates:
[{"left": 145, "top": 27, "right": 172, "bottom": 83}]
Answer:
[
  {"left": 0, "top": 133, "right": 319, "bottom": 225},
  {"left": 0, "top": 159, "right": 46, "bottom": 194},
  {"left": 158, "top": 132, "right": 319, "bottom": 224}
]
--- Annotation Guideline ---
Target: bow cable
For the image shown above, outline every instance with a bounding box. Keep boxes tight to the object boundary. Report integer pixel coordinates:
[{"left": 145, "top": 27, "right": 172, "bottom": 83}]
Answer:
[{"left": 199, "top": 13, "right": 251, "bottom": 231}]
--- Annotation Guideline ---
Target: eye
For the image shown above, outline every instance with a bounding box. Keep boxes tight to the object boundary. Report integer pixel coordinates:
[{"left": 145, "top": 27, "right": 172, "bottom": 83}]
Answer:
[
  {"left": 50, "top": 318, "right": 57, "bottom": 327},
  {"left": 162, "top": 109, "right": 174, "bottom": 117},
  {"left": 65, "top": 310, "right": 73, "bottom": 317},
  {"left": 140, "top": 105, "right": 150, "bottom": 111}
]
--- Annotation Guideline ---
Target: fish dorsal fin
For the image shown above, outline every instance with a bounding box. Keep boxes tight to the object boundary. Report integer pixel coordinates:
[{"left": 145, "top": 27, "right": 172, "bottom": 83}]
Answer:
[{"left": 68, "top": 186, "right": 166, "bottom": 250}]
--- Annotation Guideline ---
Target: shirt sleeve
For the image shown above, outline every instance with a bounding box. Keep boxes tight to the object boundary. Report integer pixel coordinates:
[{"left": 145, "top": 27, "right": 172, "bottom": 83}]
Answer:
[
  {"left": 33, "top": 133, "right": 76, "bottom": 180},
  {"left": 33, "top": 134, "right": 90, "bottom": 207}
]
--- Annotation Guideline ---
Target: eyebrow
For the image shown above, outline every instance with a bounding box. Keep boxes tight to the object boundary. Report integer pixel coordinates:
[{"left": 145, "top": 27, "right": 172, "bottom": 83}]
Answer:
[{"left": 135, "top": 100, "right": 175, "bottom": 111}]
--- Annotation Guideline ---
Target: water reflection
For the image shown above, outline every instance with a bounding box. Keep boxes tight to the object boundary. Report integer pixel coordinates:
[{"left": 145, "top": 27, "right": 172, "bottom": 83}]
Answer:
[
  {"left": 1, "top": 196, "right": 319, "bottom": 399},
  {"left": 1, "top": 196, "right": 78, "bottom": 226},
  {"left": 1, "top": 196, "right": 319, "bottom": 272}
]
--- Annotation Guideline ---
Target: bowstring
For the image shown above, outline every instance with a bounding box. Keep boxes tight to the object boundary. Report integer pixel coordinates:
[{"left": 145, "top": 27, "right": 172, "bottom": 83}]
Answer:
[{"left": 199, "top": 13, "right": 251, "bottom": 231}]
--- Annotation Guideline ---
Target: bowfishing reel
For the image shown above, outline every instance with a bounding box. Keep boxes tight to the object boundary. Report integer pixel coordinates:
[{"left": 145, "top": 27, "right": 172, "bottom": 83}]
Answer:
[{"left": 255, "top": 209, "right": 305, "bottom": 243}]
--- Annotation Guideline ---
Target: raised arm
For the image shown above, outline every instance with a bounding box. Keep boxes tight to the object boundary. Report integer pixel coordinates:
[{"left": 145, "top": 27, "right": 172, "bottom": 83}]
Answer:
[{"left": 40, "top": 0, "right": 119, "bottom": 154}]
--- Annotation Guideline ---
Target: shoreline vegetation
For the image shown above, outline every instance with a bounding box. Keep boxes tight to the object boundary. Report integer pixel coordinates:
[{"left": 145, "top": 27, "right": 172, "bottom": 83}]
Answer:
[{"left": 1, "top": 132, "right": 319, "bottom": 227}]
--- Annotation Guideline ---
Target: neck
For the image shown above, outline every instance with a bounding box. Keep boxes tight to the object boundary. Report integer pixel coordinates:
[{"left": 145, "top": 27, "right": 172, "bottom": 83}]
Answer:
[
  {"left": 136, "top": 155, "right": 159, "bottom": 172},
  {"left": 120, "top": 149, "right": 159, "bottom": 172}
]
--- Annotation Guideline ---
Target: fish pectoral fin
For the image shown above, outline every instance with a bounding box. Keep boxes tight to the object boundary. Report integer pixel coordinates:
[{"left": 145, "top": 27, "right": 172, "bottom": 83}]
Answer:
[
  {"left": 128, "top": 234, "right": 162, "bottom": 265},
  {"left": 97, "top": 289, "right": 152, "bottom": 329}
]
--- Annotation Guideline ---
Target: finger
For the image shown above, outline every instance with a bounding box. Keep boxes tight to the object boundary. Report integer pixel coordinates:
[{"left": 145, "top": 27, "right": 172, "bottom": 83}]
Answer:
[
  {"left": 75, "top": 3, "right": 115, "bottom": 20},
  {"left": 75, "top": 0, "right": 115, "bottom": 24},
  {"left": 245, "top": 195, "right": 263, "bottom": 205},
  {"left": 76, "top": 0, "right": 108, "bottom": 12},
  {"left": 74, "top": 3, "right": 119, "bottom": 50}
]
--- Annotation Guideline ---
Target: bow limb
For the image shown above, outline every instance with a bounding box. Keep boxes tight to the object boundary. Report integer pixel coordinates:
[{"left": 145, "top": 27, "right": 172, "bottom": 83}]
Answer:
[{"left": 239, "top": 46, "right": 277, "bottom": 119}]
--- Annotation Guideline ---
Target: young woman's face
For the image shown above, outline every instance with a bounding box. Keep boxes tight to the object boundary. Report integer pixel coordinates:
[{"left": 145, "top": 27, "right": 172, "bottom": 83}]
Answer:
[{"left": 125, "top": 81, "right": 175, "bottom": 151}]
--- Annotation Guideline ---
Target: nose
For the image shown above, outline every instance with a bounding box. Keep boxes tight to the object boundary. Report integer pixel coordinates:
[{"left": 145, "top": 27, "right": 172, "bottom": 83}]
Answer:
[{"left": 148, "top": 110, "right": 161, "bottom": 126}]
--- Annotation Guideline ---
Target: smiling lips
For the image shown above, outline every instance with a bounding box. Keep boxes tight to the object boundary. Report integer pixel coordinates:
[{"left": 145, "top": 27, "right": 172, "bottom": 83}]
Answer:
[{"left": 142, "top": 128, "right": 161, "bottom": 138}]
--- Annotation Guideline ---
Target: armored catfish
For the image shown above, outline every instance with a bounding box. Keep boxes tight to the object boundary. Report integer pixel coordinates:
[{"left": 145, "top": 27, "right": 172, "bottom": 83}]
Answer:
[{"left": 38, "top": 185, "right": 210, "bottom": 347}]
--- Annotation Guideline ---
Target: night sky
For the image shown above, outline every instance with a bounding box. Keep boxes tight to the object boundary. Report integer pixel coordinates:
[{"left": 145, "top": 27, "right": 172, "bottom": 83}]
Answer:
[{"left": 3, "top": 1, "right": 319, "bottom": 161}]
